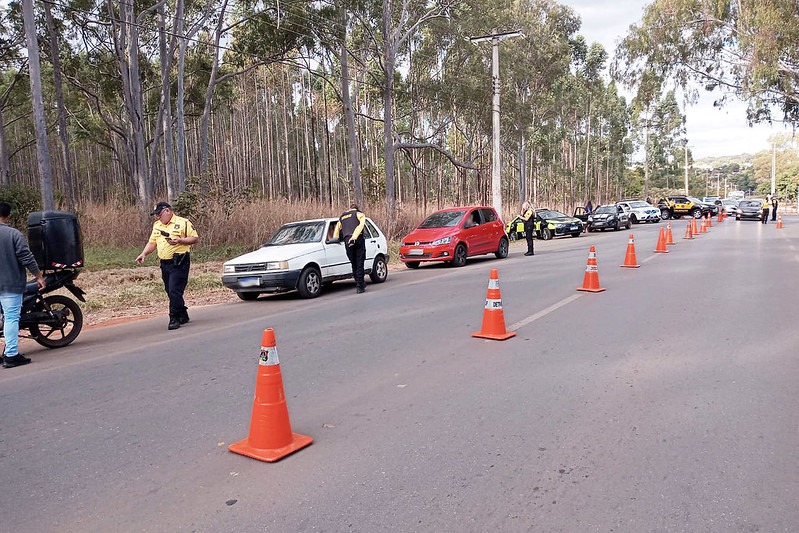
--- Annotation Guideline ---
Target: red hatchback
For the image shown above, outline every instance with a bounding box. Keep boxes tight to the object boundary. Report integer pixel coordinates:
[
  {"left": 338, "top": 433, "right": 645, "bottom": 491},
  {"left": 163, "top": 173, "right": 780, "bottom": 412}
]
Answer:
[{"left": 399, "top": 206, "right": 509, "bottom": 268}]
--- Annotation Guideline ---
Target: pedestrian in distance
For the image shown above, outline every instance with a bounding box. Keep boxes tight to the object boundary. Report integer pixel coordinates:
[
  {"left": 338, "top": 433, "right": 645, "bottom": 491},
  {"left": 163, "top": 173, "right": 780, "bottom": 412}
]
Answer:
[
  {"left": 333, "top": 203, "right": 367, "bottom": 294},
  {"left": 771, "top": 196, "right": 778, "bottom": 221},
  {"left": 761, "top": 197, "right": 769, "bottom": 224},
  {"left": 0, "top": 202, "right": 46, "bottom": 368},
  {"left": 520, "top": 201, "right": 535, "bottom": 256},
  {"left": 585, "top": 199, "right": 593, "bottom": 214},
  {"left": 135, "top": 202, "right": 199, "bottom": 330}
]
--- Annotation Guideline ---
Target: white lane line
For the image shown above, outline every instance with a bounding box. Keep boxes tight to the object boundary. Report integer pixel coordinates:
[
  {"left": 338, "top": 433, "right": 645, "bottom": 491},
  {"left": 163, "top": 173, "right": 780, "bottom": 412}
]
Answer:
[{"left": 508, "top": 293, "right": 583, "bottom": 331}]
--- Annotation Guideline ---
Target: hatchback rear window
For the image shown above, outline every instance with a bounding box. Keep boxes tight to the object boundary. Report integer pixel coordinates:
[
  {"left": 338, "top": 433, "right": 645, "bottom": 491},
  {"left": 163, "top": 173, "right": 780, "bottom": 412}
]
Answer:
[{"left": 419, "top": 210, "right": 465, "bottom": 228}]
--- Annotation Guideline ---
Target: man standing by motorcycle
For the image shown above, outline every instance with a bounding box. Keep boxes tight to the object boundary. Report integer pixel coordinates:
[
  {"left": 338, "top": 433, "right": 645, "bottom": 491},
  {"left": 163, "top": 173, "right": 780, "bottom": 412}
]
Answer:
[
  {"left": 0, "top": 202, "right": 46, "bottom": 368},
  {"left": 135, "top": 202, "right": 199, "bottom": 330}
]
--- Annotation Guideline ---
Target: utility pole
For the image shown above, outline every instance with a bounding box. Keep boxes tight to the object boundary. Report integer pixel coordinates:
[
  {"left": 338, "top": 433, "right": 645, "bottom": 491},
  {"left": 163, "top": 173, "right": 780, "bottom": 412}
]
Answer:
[
  {"left": 469, "top": 30, "right": 524, "bottom": 220},
  {"left": 771, "top": 143, "right": 776, "bottom": 196},
  {"left": 683, "top": 142, "right": 689, "bottom": 195}
]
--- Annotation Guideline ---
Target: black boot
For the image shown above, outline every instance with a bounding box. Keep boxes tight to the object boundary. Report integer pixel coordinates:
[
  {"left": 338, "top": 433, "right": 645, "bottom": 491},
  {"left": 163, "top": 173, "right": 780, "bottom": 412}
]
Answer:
[
  {"left": 178, "top": 310, "right": 190, "bottom": 325},
  {"left": 168, "top": 316, "right": 181, "bottom": 330}
]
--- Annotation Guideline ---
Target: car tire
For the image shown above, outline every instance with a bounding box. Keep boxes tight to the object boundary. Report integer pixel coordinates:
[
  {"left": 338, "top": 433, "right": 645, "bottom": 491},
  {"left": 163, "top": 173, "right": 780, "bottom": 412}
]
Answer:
[
  {"left": 296, "top": 266, "right": 322, "bottom": 298},
  {"left": 495, "top": 237, "right": 509, "bottom": 259},
  {"left": 630, "top": 215, "right": 638, "bottom": 224},
  {"left": 626, "top": 219, "right": 632, "bottom": 229},
  {"left": 692, "top": 208, "right": 702, "bottom": 218},
  {"left": 405, "top": 261, "right": 420, "bottom": 269},
  {"left": 660, "top": 208, "right": 671, "bottom": 220},
  {"left": 613, "top": 220, "right": 620, "bottom": 231},
  {"left": 541, "top": 228, "right": 553, "bottom": 240},
  {"left": 508, "top": 232, "right": 517, "bottom": 241},
  {"left": 237, "top": 292, "right": 260, "bottom": 301},
  {"left": 452, "top": 244, "right": 468, "bottom": 267},
  {"left": 369, "top": 255, "right": 388, "bottom": 283},
  {"left": 570, "top": 232, "right": 580, "bottom": 237}
]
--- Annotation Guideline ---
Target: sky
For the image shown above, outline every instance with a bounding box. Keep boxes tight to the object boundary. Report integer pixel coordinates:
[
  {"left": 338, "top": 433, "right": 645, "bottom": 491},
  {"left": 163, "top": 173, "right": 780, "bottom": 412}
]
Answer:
[{"left": 565, "top": 0, "right": 782, "bottom": 159}]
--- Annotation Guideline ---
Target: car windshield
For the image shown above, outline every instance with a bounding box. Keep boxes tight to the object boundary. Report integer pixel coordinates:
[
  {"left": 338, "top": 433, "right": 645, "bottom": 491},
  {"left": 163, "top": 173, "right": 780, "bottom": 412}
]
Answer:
[
  {"left": 722, "top": 199, "right": 738, "bottom": 205},
  {"left": 265, "top": 221, "right": 324, "bottom": 245},
  {"left": 688, "top": 197, "right": 703, "bottom": 203},
  {"left": 595, "top": 205, "right": 615, "bottom": 214},
  {"left": 537, "top": 210, "right": 567, "bottom": 219},
  {"left": 418, "top": 210, "right": 465, "bottom": 228},
  {"left": 628, "top": 201, "right": 650, "bottom": 208},
  {"left": 740, "top": 200, "right": 760, "bottom": 208}
]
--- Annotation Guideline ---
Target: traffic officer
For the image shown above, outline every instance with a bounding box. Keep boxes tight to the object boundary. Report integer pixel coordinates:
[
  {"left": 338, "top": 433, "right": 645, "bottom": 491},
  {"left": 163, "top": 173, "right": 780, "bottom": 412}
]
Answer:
[
  {"left": 135, "top": 202, "right": 199, "bottom": 330},
  {"left": 761, "top": 197, "right": 769, "bottom": 224},
  {"left": 333, "top": 203, "right": 367, "bottom": 293},
  {"left": 520, "top": 201, "right": 535, "bottom": 256}
]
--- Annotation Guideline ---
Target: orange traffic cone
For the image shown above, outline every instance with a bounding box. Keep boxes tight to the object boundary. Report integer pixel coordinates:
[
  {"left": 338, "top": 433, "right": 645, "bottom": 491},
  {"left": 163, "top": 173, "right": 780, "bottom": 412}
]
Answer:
[
  {"left": 577, "top": 245, "right": 606, "bottom": 292},
  {"left": 620, "top": 234, "right": 640, "bottom": 268},
  {"left": 472, "top": 269, "right": 516, "bottom": 340},
  {"left": 717, "top": 211, "right": 723, "bottom": 222},
  {"left": 654, "top": 227, "right": 669, "bottom": 253},
  {"left": 692, "top": 217, "right": 699, "bottom": 235},
  {"left": 229, "top": 328, "right": 313, "bottom": 462},
  {"left": 706, "top": 214, "right": 713, "bottom": 227},
  {"left": 684, "top": 222, "right": 693, "bottom": 240},
  {"left": 777, "top": 214, "right": 783, "bottom": 228},
  {"left": 665, "top": 222, "right": 675, "bottom": 245},
  {"left": 699, "top": 218, "right": 708, "bottom": 233}
]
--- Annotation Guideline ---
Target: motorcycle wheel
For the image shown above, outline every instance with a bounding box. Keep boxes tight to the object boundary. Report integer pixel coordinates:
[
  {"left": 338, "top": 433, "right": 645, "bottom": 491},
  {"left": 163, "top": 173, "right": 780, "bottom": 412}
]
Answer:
[{"left": 30, "top": 294, "right": 83, "bottom": 348}]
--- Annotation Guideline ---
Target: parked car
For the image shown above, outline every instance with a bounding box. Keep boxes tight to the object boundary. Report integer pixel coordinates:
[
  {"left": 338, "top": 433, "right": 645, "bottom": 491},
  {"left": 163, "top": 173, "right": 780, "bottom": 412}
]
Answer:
[
  {"left": 689, "top": 196, "right": 720, "bottom": 217},
  {"left": 617, "top": 200, "right": 661, "bottom": 224},
  {"left": 657, "top": 196, "right": 706, "bottom": 219},
  {"left": 736, "top": 199, "right": 764, "bottom": 221},
  {"left": 587, "top": 204, "right": 632, "bottom": 232},
  {"left": 399, "top": 206, "right": 509, "bottom": 268},
  {"left": 534, "top": 209, "right": 583, "bottom": 239},
  {"left": 221, "top": 217, "right": 389, "bottom": 300},
  {"left": 505, "top": 215, "right": 526, "bottom": 241},
  {"left": 721, "top": 198, "right": 740, "bottom": 217},
  {"left": 702, "top": 196, "right": 722, "bottom": 207}
]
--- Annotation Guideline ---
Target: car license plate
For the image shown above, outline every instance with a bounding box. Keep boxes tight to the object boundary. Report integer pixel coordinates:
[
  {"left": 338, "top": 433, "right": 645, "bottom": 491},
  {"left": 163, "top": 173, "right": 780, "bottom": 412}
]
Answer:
[
  {"left": 408, "top": 248, "right": 424, "bottom": 256},
  {"left": 570, "top": 225, "right": 578, "bottom": 230},
  {"left": 239, "top": 276, "right": 260, "bottom": 288}
]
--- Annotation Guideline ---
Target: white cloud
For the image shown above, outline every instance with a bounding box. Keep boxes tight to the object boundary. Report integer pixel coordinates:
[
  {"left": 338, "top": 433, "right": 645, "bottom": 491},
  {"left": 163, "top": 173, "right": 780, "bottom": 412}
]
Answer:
[{"left": 564, "top": 0, "right": 778, "bottom": 158}]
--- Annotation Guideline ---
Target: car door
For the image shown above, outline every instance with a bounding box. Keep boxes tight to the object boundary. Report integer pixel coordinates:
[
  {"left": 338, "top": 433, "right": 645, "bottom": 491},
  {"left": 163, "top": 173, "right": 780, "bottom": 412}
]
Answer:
[
  {"left": 459, "top": 208, "right": 487, "bottom": 254},
  {"left": 324, "top": 220, "right": 351, "bottom": 277},
  {"left": 617, "top": 204, "right": 629, "bottom": 225},
  {"left": 362, "top": 219, "right": 381, "bottom": 271}
]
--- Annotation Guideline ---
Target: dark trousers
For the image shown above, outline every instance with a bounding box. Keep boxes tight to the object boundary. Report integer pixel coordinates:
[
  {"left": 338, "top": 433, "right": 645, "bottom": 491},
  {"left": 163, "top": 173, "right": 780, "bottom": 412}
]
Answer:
[
  {"left": 161, "top": 256, "right": 190, "bottom": 317},
  {"left": 772, "top": 208, "right": 777, "bottom": 221},
  {"left": 524, "top": 223, "right": 535, "bottom": 254},
  {"left": 346, "top": 237, "right": 366, "bottom": 289},
  {"left": 762, "top": 209, "right": 769, "bottom": 223}
]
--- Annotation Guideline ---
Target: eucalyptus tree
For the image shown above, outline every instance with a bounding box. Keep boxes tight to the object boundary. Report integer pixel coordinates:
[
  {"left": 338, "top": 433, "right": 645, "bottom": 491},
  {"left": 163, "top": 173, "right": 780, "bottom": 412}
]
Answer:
[
  {"left": 614, "top": 0, "right": 799, "bottom": 127},
  {"left": 0, "top": 5, "right": 25, "bottom": 187}
]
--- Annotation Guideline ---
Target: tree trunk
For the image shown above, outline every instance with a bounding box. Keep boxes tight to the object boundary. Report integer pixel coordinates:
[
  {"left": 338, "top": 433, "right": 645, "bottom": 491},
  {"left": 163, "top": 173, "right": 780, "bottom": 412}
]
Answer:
[
  {"left": 340, "top": 10, "right": 363, "bottom": 207},
  {"left": 382, "top": 0, "right": 397, "bottom": 224}
]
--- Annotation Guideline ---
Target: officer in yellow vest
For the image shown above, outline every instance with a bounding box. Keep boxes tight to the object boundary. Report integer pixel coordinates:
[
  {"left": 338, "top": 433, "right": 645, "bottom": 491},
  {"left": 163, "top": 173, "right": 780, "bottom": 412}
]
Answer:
[
  {"left": 136, "top": 202, "right": 199, "bottom": 329},
  {"left": 761, "top": 197, "right": 769, "bottom": 224},
  {"left": 333, "top": 204, "right": 367, "bottom": 293},
  {"left": 520, "top": 201, "right": 535, "bottom": 256}
]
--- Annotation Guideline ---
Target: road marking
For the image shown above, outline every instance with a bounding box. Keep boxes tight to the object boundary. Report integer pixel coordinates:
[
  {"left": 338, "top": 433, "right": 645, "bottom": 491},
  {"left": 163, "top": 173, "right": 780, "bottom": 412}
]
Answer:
[{"left": 508, "top": 293, "right": 583, "bottom": 331}]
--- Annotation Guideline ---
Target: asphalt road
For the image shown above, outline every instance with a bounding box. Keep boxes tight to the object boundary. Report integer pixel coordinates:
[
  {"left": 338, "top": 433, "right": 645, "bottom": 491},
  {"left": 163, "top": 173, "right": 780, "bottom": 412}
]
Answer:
[{"left": 2, "top": 216, "right": 797, "bottom": 532}]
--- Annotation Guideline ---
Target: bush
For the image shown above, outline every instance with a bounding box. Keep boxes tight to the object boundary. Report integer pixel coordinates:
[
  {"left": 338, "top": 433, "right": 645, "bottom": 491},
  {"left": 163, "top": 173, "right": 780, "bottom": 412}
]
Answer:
[{"left": 0, "top": 185, "right": 41, "bottom": 230}]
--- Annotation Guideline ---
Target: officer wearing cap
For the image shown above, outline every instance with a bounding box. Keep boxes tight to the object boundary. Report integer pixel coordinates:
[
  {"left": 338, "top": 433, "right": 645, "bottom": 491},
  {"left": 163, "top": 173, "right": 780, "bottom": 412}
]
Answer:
[
  {"left": 135, "top": 202, "right": 199, "bottom": 330},
  {"left": 332, "top": 203, "right": 367, "bottom": 293}
]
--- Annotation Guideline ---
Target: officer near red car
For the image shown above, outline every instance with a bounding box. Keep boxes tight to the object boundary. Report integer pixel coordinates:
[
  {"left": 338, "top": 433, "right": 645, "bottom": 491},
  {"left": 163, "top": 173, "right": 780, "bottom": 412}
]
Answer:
[
  {"left": 333, "top": 204, "right": 367, "bottom": 294},
  {"left": 135, "top": 202, "right": 199, "bottom": 330}
]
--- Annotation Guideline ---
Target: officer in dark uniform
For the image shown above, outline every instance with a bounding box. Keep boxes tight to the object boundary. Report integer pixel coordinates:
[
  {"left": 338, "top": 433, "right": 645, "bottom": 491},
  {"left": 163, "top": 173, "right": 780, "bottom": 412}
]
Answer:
[
  {"left": 135, "top": 202, "right": 199, "bottom": 330},
  {"left": 333, "top": 204, "right": 367, "bottom": 293},
  {"left": 520, "top": 201, "right": 535, "bottom": 256}
]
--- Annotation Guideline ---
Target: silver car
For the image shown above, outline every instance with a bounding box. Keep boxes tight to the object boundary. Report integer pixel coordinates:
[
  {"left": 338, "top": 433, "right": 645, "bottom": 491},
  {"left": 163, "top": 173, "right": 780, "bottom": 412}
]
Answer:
[{"left": 617, "top": 200, "right": 661, "bottom": 224}]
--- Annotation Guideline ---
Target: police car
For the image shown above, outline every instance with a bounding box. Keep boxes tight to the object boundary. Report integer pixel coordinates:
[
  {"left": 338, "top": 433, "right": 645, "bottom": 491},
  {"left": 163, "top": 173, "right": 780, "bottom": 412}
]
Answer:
[{"left": 221, "top": 217, "right": 389, "bottom": 299}]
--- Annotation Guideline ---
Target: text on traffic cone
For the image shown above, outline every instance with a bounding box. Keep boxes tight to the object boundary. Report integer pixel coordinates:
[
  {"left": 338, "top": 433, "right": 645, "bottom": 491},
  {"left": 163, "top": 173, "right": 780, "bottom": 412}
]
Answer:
[
  {"left": 229, "top": 328, "right": 313, "bottom": 462},
  {"left": 577, "top": 245, "right": 606, "bottom": 292},
  {"left": 621, "top": 234, "right": 640, "bottom": 268},
  {"left": 472, "top": 269, "right": 515, "bottom": 340},
  {"left": 654, "top": 227, "right": 669, "bottom": 253}
]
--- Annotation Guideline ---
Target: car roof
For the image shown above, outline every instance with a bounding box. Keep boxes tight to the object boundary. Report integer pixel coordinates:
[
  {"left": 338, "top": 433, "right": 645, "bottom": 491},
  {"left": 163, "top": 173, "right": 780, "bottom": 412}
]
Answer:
[{"left": 430, "top": 206, "right": 493, "bottom": 212}]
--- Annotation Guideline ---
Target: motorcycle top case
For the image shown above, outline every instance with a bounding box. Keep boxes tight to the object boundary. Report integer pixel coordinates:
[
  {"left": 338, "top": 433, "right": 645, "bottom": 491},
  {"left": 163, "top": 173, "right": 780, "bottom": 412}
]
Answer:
[{"left": 27, "top": 210, "right": 84, "bottom": 269}]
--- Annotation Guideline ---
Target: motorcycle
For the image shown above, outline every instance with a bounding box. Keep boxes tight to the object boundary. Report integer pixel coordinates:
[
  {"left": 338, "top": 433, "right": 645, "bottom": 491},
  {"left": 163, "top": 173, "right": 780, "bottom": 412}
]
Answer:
[{"left": 0, "top": 268, "right": 86, "bottom": 349}]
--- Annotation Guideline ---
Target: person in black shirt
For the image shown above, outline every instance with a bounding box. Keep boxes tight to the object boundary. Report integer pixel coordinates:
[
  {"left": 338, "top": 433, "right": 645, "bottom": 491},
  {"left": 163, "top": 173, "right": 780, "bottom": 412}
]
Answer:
[{"left": 333, "top": 204, "right": 367, "bottom": 293}]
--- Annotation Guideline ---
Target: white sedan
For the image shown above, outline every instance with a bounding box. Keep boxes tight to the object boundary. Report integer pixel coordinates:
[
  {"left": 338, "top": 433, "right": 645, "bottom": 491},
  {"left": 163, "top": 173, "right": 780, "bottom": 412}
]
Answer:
[{"left": 222, "top": 217, "right": 389, "bottom": 300}]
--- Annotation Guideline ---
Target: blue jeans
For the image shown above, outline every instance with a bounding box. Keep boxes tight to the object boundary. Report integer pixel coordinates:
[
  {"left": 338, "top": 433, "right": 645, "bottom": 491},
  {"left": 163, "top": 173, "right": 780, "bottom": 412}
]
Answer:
[{"left": 0, "top": 292, "right": 23, "bottom": 357}]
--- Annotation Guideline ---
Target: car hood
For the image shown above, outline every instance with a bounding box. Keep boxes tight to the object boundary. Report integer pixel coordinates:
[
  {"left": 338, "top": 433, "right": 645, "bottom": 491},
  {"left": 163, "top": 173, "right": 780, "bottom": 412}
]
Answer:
[
  {"left": 542, "top": 216, "right": 581, "bottom": 224},
  {"left": 403, "top": 227, "right": 456, "bottom": 242},
  {"left": 224, "top": 242, "right": 322, "bottom": 265}
]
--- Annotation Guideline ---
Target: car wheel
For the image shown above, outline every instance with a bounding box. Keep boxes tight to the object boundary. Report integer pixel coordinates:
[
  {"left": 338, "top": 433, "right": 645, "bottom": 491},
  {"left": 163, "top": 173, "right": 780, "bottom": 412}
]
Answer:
[
  {"left": 614, "top": 220, "right": 620, "bottom": 231},
  {"left": 626, "top": 219, "right": 632, "bottom": 229},
  {"left": 369, "top": 255, "right": 388, "bottom": 283},
  {"left": 570, "top": 232, "right": 580, "bottom": 237},
  {"left": 660, "top": 208, "right": 671, "bottom": 220},
  {"left": 237, "top": 292, "right": 259, "bottom": 301},
  {"left": 405, "top": 261, "right": 420, "bottom": 269},
  {"left": 630, "top": 215, "right": 638, "bottom": 224},
  {"left": 508, "top": 232, "right": 517, "bottom": 241},
  {"left": 587, "top": 226, "right": 593, "bottom": 233},
  {"left": 692, "top": 208, "right": 702, "bottom": 218},
  {"left": 296, "top": 266, "right": 322, "bottom": 298},
  {"left": 495, "top": 237, "right": 509, "bottom": 259},
  {"left": 541, "top": 228, "right": 553, "bottom": 240},
  {"left": 452, "top": 244, "right": 468, "bottom": 267}
]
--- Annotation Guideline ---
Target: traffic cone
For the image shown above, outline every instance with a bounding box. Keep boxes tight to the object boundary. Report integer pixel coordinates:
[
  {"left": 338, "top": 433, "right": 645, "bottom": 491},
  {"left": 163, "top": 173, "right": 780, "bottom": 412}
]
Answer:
[
  {"left": 472, "top": 269, "right": 516, "bottom": 340},
  {"left": 684, "top": 222, "right": 693, "bottom": 240},
  {"left": 777, "top": 214, "right": 783, "bottom": 228},
  {"left": 699, "top": 218, "right": 708, "bottom": 233},
  {"left": 692, "top": 217, "right": 699, "bottom": 235},
  {"left": 665, "top": 223, "right": 675, "bottom": 245},
  {"left": 620, "top": 234, "right": 640, "bottom": 268},
  {"left": 717, "top": 211, "right": 723, "bottom": 222},
  {"left": 577, "top": 245, "right": 606, "bottom": 292},
  {"left": 654, "top": 227, "right": 669, "bottom": 253},
  {"left": 229, "top": 328, "right": 313, "bottom": 462},
  {"left": 706, "top": 214, "right": 712, "bottom": 227}
]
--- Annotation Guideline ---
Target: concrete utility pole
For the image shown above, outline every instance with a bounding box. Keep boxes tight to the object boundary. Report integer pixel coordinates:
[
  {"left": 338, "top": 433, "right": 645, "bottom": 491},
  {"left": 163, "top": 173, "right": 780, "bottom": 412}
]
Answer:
[
  {"left": 469, "top": 30, "right": 524, "bottom": 220},
  {"left": 771, "top": 143, "right": 776, "bottom": 196},
  {"left": 684, "top": 143, "right": 689, "bottom": 195}
]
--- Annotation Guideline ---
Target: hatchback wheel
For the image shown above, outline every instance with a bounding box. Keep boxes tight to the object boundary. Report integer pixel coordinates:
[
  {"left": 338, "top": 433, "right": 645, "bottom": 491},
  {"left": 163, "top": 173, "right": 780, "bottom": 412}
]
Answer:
[
  {"left": 296, "top": 266, "right": 322, "bottom": 298},
  {"left": 369, "top": 256, "right": 388, "bottom": 283},
  {"left": 626, "top": 219, "right": 632, "bottom": 229},
  {"left": 451, "top": 244, "right": 468, "bottom": 267},
  {"left": 495, "top": 237, "right": 509, "bottom": 259},
  {"left": 237, "top": 292, "right": 260, "bottom": 301},
  {"left": 405, "top": 261, "right": 420, "bottom": 269},
  {"left": 541, "top": 228, "right": 553, "bottom": 240}
]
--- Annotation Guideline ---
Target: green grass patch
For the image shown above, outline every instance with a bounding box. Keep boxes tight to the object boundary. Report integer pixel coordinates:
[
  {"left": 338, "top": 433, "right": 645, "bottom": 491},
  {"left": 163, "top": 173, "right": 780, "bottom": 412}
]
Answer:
[{"left": 84, "top": 244, "right": 251, "bottom": 270}]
